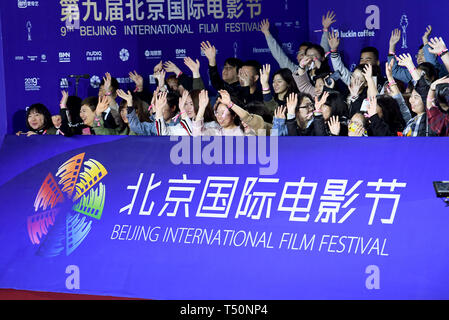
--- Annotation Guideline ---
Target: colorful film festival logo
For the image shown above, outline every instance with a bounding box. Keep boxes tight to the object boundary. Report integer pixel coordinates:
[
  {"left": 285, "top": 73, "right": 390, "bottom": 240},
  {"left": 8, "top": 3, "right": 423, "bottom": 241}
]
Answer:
[{"left": 27, "top": 153, "right": 108, "bottom": 257}]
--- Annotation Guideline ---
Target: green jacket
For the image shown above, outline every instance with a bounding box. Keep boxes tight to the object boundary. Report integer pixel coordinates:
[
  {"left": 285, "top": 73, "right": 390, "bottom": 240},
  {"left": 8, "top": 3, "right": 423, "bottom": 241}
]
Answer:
[{"left": 92, "top": 116, "right": 137, "bottom": 135}]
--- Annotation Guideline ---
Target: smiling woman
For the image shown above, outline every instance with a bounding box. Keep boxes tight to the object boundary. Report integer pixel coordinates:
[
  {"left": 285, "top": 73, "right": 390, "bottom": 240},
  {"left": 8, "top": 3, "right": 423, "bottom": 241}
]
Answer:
[{"left": 16, "top": 103, "right": 56, "bottom": 136}]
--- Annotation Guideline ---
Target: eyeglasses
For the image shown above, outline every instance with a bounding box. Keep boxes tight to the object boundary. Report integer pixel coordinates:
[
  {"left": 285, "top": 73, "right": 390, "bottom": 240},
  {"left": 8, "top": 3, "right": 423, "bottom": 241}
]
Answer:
[{"left": 299, "top": 103, "right": 314, "bottom": 109}]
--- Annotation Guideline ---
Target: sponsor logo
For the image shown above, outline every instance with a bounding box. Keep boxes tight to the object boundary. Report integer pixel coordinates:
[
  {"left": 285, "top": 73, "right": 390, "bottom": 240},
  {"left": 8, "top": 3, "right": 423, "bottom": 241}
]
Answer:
[
  {"left": 119, "top": 48, "right": 130, "bottom": 61},
  {"left": 145, "top": 49, "right": 162, "bottom": 60},
  {"left": 282, "top": 42, "right": 294, "bottom": 55},
  {"left": 86, "top": 50, "right": 102, "bottom": 62},
  {"left": 117, "top": 77, "right": 132, "bottom": 84},
  {"left": 24, "top": 77, "right": 40, "bottom": 91},
  {"left": 60, "top": 78, "right": 69, "bottom": 89},
  {"left": 200, "top": 48, "right": 218, "bottom": 57},
  {"left": 149, "top": 75, "right": 156, "bottom": 85},
  {"left": 27, "top": 55, "right": 38, "bottom": 62},
  {"left": 18, "top": 0, "right": 27, "bottom": 8},
  {"left": 40, "top": 54, "right": 47, "bottom": 63},
  {"left": 90, "top": 75, "right": 101, "bottom": 88},
  {"left": 59, "top": 52, "right": 71, "bottom": 63},
  {"left": 175, "top": 48, "right": 187, "bottom": 59},
  {"left": 252, "top": 47, "right": 270, "bottom": 54},
  {"left": 18, "top": 0, "right": 39, "bottom": 8}
]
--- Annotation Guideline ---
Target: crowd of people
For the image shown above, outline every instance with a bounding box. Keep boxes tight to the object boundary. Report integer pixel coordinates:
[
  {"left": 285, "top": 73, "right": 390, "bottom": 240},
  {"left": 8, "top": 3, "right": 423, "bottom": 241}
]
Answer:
[{"left": 17, "top": 12, "right": 449, "bottom": 137}]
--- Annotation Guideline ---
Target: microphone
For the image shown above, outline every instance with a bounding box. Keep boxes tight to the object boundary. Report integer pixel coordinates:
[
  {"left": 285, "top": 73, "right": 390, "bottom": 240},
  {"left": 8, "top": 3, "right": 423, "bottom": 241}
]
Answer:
[{"left": 69, "top": 74, "right": 90, "bottom": 79}]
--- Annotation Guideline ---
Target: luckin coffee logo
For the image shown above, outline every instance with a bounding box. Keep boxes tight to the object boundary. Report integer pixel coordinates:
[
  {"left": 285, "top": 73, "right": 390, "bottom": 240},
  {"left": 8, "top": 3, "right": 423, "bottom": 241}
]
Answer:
[{"left": 27, "top": 153, "right": 108, "bottom": 257}]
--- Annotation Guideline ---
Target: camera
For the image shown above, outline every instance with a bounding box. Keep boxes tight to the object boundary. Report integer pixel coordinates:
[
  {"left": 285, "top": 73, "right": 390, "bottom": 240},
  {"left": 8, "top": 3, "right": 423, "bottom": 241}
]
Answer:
[{"left": 433, "top": 181, "right": 449, "bottom": 198}]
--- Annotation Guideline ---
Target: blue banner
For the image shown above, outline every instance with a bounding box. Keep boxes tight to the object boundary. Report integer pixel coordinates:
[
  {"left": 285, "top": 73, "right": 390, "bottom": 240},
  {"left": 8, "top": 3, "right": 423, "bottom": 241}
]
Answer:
[{"left": 0, "top": 135, "right": 449, "bottom": 299}]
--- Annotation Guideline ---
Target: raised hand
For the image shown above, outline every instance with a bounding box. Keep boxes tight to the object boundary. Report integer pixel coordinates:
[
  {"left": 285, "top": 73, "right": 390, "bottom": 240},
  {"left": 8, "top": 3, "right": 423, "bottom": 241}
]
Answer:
[
  {"left": 430, "top": 75, "right": 449, "bottom": 91},
  {"left": 274, "top": 106, "right": 286, "bottom": 120},
  {"left": 154, "top": 91, "right": 167, "bottom": 118},
  {"left": 184, "top": 57, "right": 201, "bottom": 78},
  {"left": 328, "top": 30, "right": 340, "bottom": 51},
  {"left": 328, "top": 115, "right": 341, "bottom": 136},
  {"left": 238, "top": 68, "right": 251, "bottom": 87},
  {"left": 367, "top": 96, "right": 378, "bottom": 118},
  {"left": 218, "top": 90, "right": 232, "bottom": 106},
  {"left": 297, "top": 56, "right": 313, "bottom": 75},
  {"left": 129, "top": 70, "right": 143, "bottom": 91},
  {"left": 396, "top": 53, "right": 421, "bottom": 81},
  {"left": 384, "top": 59, "right": 400, "bottom": 96},
  {"left": 362, "top": 64, "right": 373, "bottom": 81},
  {"left": 259, "top": 64, "right": 271, "bottom": 88},
  {"left": 385, "top": 59, "right": 394, "bottom": 80},
  {"left": 95, "top": 95, "right": 109, "bottom": 116},
  {"left": 52, "top": 115, "right": 62, "bottom": 128},
  {"left": 153, "top": 70, "right": 166, "bottom": 89},
  {"left": 322, "top": 10, "right": 336, "bottom": 31},
  {"left": 103, "top": 72, "right": 112, "bottom": 93},
  {"left": 396, "top": 53, "right": 414, "bottom": 68},
  {"left": 428, "top": 37, "right": 447, "bottom": 55},
  {"left": 286, "top": 92, "right": 298, "bottom": 116},
  {"left": 200, "top": 41, "right": 217, "bottom": 66},
  {"left": 153, "top": 61, "right": 163, "bottom": 74},
  {"left": 60, "top": 90, "right": 69, "bottom": 109},
  {"left": 117, "top": 89, "right": 133, "bottom": 106},
  {"left": 428, "top": 76, "right": 449, "bottom": 109},
  {"left": 314, "top": 91, "right": 329, "bottom": 112},
  {"left": 148, "top": 89, "right": 159, "bottom": 114},
  {"left": 389, "top": 29, "right": 401, "bottom": 53},
  {"left": 260, "top": 19, "right": 270, "bottom": 36},
  {"left": 164, "top": 60, "right": 181, "bottom": 75},
  {"left": 179, "top": 90, "right": 189, "bottom": 114},
  {"left": 199, "top": 89, "right": 209, "bottom": 110},
  {"left": 349, "top": 76, "right": 365, "bottom": 97},
  {"left": 422, "top": 25, "right": 432, "bottom": 45},
  {"left": 195, "top": 89, "right": 209, "bottom": 121}
]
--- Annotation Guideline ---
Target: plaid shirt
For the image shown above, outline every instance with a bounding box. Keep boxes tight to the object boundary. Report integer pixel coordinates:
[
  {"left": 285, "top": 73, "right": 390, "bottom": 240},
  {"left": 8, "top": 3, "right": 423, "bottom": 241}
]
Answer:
[{"left": 428, "top": 106, "right": 449, "bottom": 136}]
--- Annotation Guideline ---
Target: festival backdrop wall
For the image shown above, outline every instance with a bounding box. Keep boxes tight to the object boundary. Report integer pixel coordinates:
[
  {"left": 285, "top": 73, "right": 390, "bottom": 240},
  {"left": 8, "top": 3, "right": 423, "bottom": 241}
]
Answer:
[{"left": 0, "top": 0, "right": 308, "bottom": 134}]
